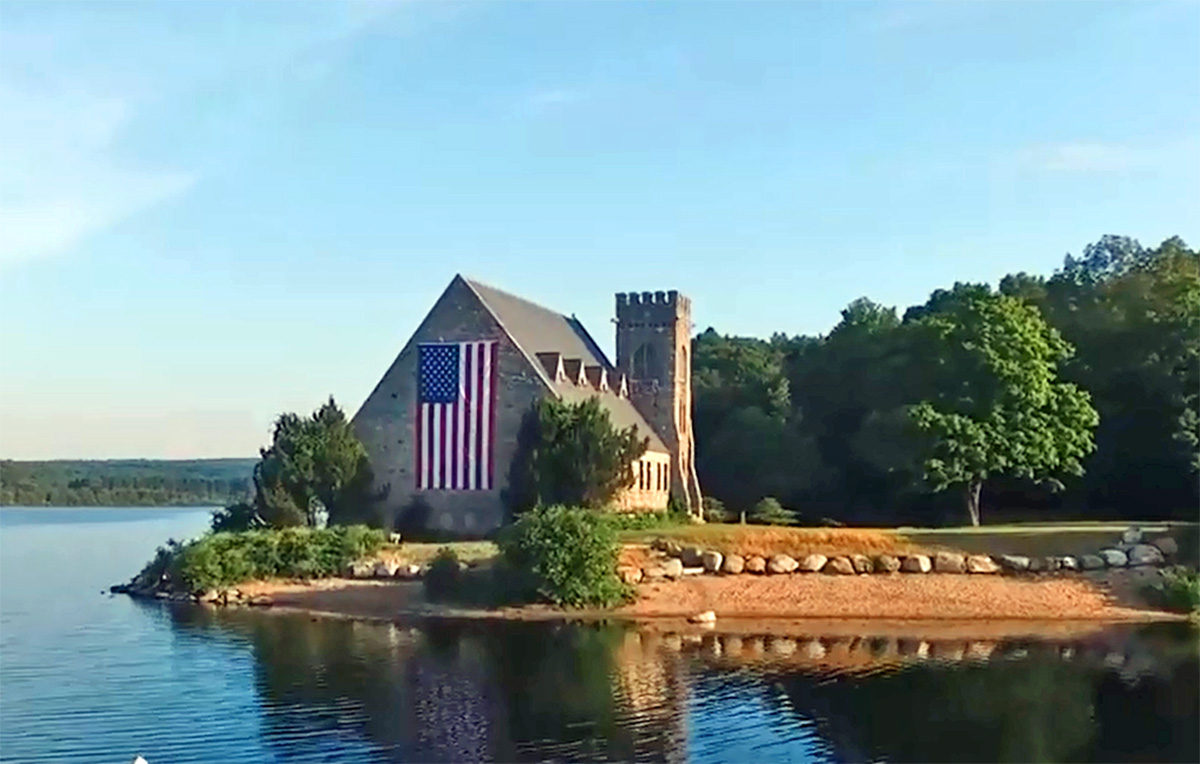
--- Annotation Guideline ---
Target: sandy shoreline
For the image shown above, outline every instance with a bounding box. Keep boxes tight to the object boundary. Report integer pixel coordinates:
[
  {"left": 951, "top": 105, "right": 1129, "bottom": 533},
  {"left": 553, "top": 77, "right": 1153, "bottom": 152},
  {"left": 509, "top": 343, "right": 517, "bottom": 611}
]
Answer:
[{"left": 234, "top": 569, "right": 1185, "bottom": 634}]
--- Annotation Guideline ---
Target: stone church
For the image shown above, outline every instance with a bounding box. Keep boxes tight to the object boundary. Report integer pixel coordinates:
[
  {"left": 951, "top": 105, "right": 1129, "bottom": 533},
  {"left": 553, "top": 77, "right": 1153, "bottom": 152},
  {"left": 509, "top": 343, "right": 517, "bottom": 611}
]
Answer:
[{"left": 352, "top": 275, "right": 702, "bottom": 535}]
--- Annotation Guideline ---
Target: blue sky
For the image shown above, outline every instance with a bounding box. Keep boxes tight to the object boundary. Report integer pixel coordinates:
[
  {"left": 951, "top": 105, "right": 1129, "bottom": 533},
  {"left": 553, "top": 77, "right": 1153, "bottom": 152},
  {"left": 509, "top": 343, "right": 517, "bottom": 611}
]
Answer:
[{"left": 2, "top": 0, "right": 1197, "bottom": 459}]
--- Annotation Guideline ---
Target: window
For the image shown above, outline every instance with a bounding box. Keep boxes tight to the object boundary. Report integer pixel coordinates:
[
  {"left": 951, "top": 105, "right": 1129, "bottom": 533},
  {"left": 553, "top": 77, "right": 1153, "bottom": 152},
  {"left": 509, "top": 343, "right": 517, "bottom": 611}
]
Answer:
[{"left": 632, "top": 342, "right": 659, "bottom": 380}]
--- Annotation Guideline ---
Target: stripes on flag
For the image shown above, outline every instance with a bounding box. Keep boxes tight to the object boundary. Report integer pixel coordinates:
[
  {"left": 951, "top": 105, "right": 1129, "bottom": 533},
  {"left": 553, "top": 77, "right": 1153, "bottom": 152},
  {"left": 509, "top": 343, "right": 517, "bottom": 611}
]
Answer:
[{"left": 416, "top": 340, "right": 497, "bottom": 490}]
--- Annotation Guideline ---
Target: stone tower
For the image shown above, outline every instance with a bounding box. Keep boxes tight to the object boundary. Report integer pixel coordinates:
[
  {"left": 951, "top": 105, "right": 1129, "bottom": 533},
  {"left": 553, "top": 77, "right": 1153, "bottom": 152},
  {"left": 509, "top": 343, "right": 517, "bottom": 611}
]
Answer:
[{"left": 615, "top": 290, "right": 703, "bottom": 516}]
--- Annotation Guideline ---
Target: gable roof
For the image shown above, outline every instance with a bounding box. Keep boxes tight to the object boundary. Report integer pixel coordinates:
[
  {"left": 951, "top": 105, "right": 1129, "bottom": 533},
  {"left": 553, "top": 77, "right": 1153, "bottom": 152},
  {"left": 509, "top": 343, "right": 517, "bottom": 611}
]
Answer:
[{"left": 460, "top": 276, "right": 667, "bottom": 453}]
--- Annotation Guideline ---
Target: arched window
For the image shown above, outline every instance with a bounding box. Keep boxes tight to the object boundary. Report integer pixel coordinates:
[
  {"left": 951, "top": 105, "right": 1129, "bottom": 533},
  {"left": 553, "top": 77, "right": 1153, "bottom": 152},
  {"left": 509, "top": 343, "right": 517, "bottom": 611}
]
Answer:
[{"left": 632, "top": 342, "right": 658, "bottom": 381}]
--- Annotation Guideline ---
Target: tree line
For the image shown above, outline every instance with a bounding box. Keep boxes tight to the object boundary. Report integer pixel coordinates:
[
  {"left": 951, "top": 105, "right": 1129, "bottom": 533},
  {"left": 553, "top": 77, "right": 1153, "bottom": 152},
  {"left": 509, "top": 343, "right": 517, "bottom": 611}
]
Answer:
[
  {"left": 692, "top": 235, "right": 1198, "bottom": 525},
  {"left": 0, "top": 459, "right": 256, "bottom": 507}
]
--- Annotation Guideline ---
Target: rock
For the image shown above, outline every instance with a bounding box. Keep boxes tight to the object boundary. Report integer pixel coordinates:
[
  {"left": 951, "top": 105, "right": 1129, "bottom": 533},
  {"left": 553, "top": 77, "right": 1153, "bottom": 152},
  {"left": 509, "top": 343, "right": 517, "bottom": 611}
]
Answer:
[
  {"left": 1152, "top": 537, "right": 1179, "bottom": 557},
  {"left": 767, "top": 554, "right": 799, "bottom": 574},
  {"left": 900, "top": 555, "right": 931, "bottom": 573},
  {"left": 1099, "top": 548, "right": 1128, "bottom": 567},
  {"left": 721, "top": 554, "right": 745, "bottom": 574},
  {"left": 396, "top": 563, "right": 422, "bottom": 579},
  {"left": 347, "top": 561, "right": 375, "bottom": 579},
  {"left": 823, "top": 556, "right": 855, "bottom": 575},
  {"left": 618, "top": 566, "right": 644, "bottom": 585},
  {"left": 997, "top": 555, "right": 1030, "bottom": 572},
  {"left": 874, "top": 554, "right": 901, "bottom": 573},
  {"left": 1042, "top": 556, "right": 1061, "bottom": 572},
  {"left": 745, "top": 555, "right": 767, "bottom": 574},
  {"left": 681, "top": 566, "right": 705, "bottom": 576},
  {"left": 689, "top": 610, "right": 717, "bottom": 624},
  {"left": 1121, "top": 527, "right": 1143, "bottom": 545},
  {"left": 701, "top": 550, "right": 724, "bottom": 573},
  {"left": 373, "top": 560, "right": 400, "bottom": 578},
  {"left": 1127, "top": 544, "right": 1165, "bottom": 566},
  {"left": 934, "top": 552, "right": 967, "bottom": 573},
  {"left": 966, "top": 555, "right": 1000, "bottom": 574},
  {"left": 1027, "top": 557, "right": 1046, "bottom": 572},
  {"left": 663, "top": 540, "right": 683, "bottom": 557},
  {"left": 680, "top": 546, "right": 705, "bottom": 567},
  {"left": 247, "top": 595, "right": 273, "bottom": 607},
  {"left": 662, "top": 558, "right": 684, "bottom": 578},
  {"left": 1058, "top": 556, "right": 1079, "bottom": 571},
  {"left": 1079, "top": 554, "right": 1105, "bottom": 570},
  {"left": 642, "top": 565, "right": 667, "bottom": 581},
  {"left": 797, "top": 553, "right": 827, "bottom": 572},
  {"left": 849, "top": 554, "right": 874, "bottom": 574},
  {"left": 650, "top": 537, "right": 668, "bottom": 552}
]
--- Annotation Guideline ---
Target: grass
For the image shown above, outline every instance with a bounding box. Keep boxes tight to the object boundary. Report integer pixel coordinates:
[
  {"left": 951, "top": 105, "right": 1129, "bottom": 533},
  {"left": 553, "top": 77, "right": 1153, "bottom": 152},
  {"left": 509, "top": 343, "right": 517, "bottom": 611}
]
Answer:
[
  {"left": 378, "top": 541, "right": 498, "bottom": 566},
  {"left": 621, "top": 523, "right": 936, "bottom": 558}
]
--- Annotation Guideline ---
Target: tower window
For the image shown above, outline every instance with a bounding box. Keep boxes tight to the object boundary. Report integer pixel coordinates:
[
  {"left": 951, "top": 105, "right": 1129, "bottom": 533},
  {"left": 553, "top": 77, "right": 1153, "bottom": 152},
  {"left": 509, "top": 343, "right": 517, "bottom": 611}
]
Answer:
[{"left": 632, "top": 342, "right": 659, "bottom": 380}]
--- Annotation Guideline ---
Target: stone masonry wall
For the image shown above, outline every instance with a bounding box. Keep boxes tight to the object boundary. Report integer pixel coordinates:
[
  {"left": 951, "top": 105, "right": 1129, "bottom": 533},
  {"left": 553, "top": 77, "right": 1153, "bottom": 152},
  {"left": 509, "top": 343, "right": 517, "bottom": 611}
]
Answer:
[{"left": 352, "top": 277, "right": 547, "bottom": 535}]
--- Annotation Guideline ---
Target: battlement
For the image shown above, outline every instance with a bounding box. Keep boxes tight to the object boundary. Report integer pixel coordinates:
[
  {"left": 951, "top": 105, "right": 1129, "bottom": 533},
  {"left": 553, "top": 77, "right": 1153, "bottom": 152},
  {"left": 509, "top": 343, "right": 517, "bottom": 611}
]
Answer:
[{"left": 615, "top": 290, "right": 690, "bottom": 320}]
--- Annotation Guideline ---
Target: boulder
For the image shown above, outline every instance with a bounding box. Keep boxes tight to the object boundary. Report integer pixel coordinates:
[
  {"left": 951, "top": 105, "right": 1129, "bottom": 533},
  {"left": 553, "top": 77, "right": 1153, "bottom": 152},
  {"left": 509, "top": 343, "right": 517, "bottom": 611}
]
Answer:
[
  {"left": 662, "top": 558, "right": 684, "bottom": 578},
  {"left": 689, "top": 610, "right": 717, "bottom": 624},
  {"left": 701, "top": 550, "right": 724, "bottom": 573},
  {"left": 1058, "top": 556, "right": 1079, "bottom": 572},
  {"left": 874, "top": 554, "right": 901, "bottom": 573},
  {"left": 373, "top": 560, "right": 400, "bottom": 578},
  {"left": 1127, "top": 544, "right": 1165, "bottom": 567},
  {"left": 997, "top": 555, "right": 1030, "bottom": 572},
  {"left": 823, "top": 556, "right": 855, "bottom": 575},
  {"left": 1098, "top": 548, "right": 1128, "bottom": 567},
  {"left": 934, "top": 552, "right": 967, "bottom": 573},
  {"left": 900, "top": 554, "right": 932, "bottom": 573},
  {"left": 398, "top": 563, "right": 423, "bottom": 579},
  {"left": 650, "top": 537, "right": 668, "bottom": 552},
  {"left": 1042, "top": 556, "right": 1061, "bottom": 572},
  {"left": 720, "top": 554, "right": 746, "bottom": 574},
  {"left": 1027, "top": 557, "right": 1046, "bottom": 573},
  {"left": 745, "top": 555, "right": 767, "bottom": 574},
  {"left": 642, "top": 565, "right": 668, "bottom": 581},
  {"left": 966, "top": 555, "right": 1000, "bottom": 574},
  {"left": 1079, "top": 554, "right": 1105, "bottom": 570},
  {"left": 681, "top": 566, "right": 705, "bottom": 576},
  {"left": 680, "top": 546, "right": 705, "bottom": 567},
  {"left": 849, "top": 554, "right": 874, "bottom": 574},
  {"left": 1121, "top": 527, "right": 1143, "bottom": 545},
  {"left": 618, "top": 566, "right": 644, "bottom": 585},
  {"left": 1152, "top": 537, "right": 1179, "bottom": 557},
  {"left": 247, "top": 595, "right": 273, "bottom": 607},
  {"left": 346, "top": 560, "right": 375, "bottom": 579},
  {"left": 662, "top": 540, "right": 683, "bottom": 557},
  {"left": 767, "top": 554, "right": 799, "bottom": 574},
  {"left": 797, "top": 554, "right": 828, "bottom": 572}
]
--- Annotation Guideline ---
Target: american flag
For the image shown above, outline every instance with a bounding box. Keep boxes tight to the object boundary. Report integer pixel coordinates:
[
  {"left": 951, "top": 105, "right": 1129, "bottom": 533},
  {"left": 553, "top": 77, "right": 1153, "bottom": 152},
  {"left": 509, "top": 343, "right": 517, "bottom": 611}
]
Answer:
[{"left": 416, "top": 340, "right": 497, "bottom": 490}]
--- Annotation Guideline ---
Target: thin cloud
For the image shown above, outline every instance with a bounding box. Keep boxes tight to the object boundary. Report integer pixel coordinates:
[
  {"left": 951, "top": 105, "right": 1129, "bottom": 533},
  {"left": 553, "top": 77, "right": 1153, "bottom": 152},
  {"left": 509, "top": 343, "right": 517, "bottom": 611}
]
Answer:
[{"left": 1012, "top": 138, "right": 1200, "bottom": 174}]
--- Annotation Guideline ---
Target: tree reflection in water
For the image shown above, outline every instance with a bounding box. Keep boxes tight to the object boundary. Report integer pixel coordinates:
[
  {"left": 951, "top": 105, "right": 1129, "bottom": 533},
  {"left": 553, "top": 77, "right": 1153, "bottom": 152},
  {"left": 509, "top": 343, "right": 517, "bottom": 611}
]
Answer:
[{"left": 167, "top": 607, "right": 1198, "bottom": 763}]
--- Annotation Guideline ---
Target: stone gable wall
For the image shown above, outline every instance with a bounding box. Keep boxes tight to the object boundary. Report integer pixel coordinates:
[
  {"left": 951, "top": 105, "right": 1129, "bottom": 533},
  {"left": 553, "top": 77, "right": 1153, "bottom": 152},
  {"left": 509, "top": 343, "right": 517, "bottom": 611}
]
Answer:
[{"left": 352, "top": 277, "right": 546, "bottom": 535}]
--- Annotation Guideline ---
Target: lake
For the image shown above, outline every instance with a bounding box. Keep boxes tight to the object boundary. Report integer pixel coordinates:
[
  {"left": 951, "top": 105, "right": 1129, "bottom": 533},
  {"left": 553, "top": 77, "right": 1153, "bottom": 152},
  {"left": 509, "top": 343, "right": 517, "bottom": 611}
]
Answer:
[{"left": 0, "top": 507, "right": 1196, "bottom": 762}]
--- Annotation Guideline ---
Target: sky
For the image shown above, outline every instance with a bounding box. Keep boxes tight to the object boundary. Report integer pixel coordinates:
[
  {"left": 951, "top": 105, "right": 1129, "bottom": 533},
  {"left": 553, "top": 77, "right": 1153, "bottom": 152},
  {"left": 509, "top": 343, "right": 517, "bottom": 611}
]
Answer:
[{"left": 2, "top": 0, "right": 1197, "bottom": 460}]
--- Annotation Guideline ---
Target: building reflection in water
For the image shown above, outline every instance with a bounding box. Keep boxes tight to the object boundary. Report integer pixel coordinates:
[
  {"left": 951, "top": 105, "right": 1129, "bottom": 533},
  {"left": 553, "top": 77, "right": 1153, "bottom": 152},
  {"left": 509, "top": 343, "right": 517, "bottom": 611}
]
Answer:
[{"left": 165, "top": 606, "right": 1199, "bottom": 763}]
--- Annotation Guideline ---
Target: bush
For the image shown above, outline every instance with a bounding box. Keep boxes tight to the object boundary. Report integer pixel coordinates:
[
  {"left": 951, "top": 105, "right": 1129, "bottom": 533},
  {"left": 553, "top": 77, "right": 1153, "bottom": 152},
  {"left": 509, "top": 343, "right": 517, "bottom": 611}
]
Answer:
[
  {"left": 1146, "top": 566, "right": 1200, "bottom": 614},
  {"left": 136, "top": 525, "right": 386, "bottom": 593},
  {"left": 702, "top": 496, "right": 729, "bottom": 523},
  {"left": 603, "top": 511, "right": 681, "bottom": 532},
  {"left": 498, "top": 505, "right": 632, "bottom": 608},
  {"left": 423, "top": 547, "right": 463, "bottom": 603},
  {"left": 748, "top": 497, "right": 796, "bottom": 525}
]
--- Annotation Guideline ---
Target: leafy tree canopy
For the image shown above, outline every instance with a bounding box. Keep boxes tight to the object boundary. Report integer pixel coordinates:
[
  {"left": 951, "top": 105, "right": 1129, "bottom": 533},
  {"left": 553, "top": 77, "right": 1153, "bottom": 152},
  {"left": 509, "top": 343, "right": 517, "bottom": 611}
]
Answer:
[{"left": 508, "top": 397, "right": 648, "bottom": 512}]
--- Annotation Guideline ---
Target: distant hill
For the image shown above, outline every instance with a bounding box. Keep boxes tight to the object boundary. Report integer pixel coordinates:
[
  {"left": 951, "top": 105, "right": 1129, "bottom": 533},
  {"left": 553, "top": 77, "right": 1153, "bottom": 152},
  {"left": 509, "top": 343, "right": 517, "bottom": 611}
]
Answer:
[{"left": 0, "top": 459, "right": 257, "bottom": 507}]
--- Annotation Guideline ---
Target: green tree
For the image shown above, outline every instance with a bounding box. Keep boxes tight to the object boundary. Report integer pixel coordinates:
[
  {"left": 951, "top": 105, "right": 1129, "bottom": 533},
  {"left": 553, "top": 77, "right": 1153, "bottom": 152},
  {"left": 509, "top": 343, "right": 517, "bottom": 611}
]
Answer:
[
  {"left": 509, "top": 397, "right": 648, "bottom": 511},
  {"left": 253, "top": 397, "right": 374, "bottom": 527},
  {"left": 748, "top": 496, "right": 796, "bottom": 525},
  {"left": 904, "top": 286, "right": 1099, "bottom": 525}
]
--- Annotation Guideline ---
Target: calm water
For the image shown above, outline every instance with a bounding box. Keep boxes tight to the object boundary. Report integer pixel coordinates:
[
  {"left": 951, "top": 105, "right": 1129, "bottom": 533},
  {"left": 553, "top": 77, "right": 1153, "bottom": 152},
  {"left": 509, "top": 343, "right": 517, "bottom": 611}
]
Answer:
[{"left": 1, "top": 508, "right": 1197, "bottom": 763}]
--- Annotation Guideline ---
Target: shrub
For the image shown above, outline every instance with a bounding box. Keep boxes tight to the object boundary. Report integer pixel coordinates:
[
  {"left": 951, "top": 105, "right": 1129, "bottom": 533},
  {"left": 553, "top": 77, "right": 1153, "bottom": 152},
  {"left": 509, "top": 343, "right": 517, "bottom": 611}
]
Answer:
[
  {"left": 138, "top": 525, "right": 386, "bottom": 593},
  {"left": 702, "top": 496, "right": 729, "bottom": 523},
  {"left": 423, "top": 547, "right": 463, "bottom": 603},
  {"left": 748, "top": 497, "right": 796, "bottom": 526},
  {"left": 498, "top": 505, "right": 632, "bottom": 608},
  {"left": 1146, "top": 566, "right": 1200, "bottom": 614},
  {"left": 603, "top": 511, "right": 681, "bottom": 532}
]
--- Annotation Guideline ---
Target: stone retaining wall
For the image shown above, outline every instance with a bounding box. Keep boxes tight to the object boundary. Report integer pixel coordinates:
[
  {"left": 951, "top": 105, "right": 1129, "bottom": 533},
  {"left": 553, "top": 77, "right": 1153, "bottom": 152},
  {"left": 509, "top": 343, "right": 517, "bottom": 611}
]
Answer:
[{"left": 624, "top": 527, "right": 1180, "bottom": 585}]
